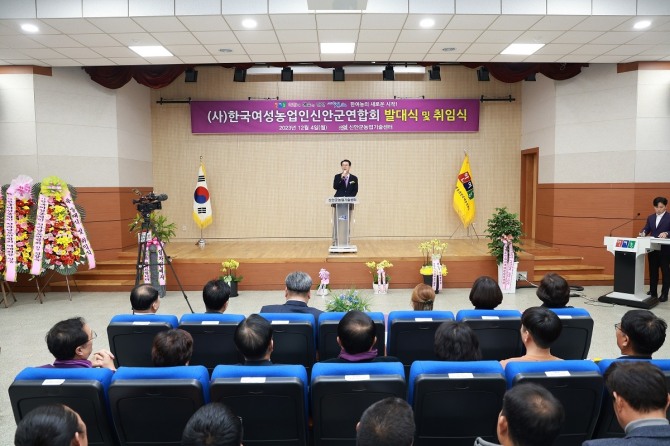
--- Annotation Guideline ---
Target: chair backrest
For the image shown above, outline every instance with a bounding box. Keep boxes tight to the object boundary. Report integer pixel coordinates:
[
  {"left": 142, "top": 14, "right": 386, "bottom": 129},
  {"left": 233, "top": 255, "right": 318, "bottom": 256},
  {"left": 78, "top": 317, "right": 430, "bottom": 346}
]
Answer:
[
  {"left": 505, "top": 360, "right": 603, "bottom": 446},
  {"left": 409, "top": 361, "right": 506, "bottom": 446},
  {"left": 211, "top": 364, "right": 308, "bottom": 446},
  {"left": 258, "top": 313, "right": 316, "bottom": 368},
  {"left": 456, "top": 310, "right": 523, "bottom": 360},
  {"left": 547, "top": 308, "right": 594, "bottom": 359},
  {"left": 317, "top": 311, "right": 385, "bottom": 360},
  {"left": 387, "top": 311, "right": 455, "bottom": 375},
  {"left": 109, "top": 365, "right": 209, "bottom": 446},
  {"left": 178, "top": 313, "right": 245, "bottom": 372},
  {"left": 310, "top": 361, "right": 406, "bottom": 446},
  {"left": 107, "top": 314, "right": 178, "bottom": 367},
  {"left": 592, "top": 358, "right": 670, "bottom": 440},
  {"left": 9, "top": 367, "right": 116, "bottom": 446}
]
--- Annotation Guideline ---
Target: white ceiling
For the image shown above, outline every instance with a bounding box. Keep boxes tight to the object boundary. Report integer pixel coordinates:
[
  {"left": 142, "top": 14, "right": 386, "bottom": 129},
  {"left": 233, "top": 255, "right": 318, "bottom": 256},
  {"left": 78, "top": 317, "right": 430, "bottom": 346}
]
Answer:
[{"left": 0, "top": 0, "right": 669, "bottom": 67}]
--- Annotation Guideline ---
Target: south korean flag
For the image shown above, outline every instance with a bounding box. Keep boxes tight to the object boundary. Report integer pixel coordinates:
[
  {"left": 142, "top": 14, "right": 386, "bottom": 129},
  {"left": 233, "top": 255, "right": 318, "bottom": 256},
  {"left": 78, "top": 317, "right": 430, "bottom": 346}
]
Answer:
[{"left": 193, "top": 162, "right": 213, "bottom": 229}]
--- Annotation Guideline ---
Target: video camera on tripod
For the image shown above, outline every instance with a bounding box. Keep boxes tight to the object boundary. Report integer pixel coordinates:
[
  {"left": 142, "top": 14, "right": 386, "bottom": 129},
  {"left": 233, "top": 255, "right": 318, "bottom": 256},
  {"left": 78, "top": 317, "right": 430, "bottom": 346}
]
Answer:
[{"left": 133, "top": 192, "right": 168, "bottom": 215}]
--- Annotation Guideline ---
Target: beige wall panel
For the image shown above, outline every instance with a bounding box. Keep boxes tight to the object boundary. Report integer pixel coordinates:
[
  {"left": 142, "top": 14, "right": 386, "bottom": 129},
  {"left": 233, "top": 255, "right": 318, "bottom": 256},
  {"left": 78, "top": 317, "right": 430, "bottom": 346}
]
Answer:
[{"left": 152, "top": 66, "right": 522, "bottom": 241}]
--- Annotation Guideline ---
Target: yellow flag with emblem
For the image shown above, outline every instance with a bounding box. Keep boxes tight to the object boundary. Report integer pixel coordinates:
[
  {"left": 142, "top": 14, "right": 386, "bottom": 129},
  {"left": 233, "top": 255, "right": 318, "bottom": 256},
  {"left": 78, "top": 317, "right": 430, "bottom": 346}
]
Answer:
[{"left": 453, "top": 154, "right": 475, "bottom": 227}]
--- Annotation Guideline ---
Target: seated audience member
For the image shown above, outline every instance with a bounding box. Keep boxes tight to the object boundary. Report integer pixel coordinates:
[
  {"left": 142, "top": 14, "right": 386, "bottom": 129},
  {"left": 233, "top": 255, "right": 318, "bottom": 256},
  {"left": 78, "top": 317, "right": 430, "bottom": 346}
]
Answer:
[
  {"left": 536, "top": 273, "right": 571, "bottom": 308},
  {"left": 181, "top": 402, "right": 243, "bottom": 446},
  {"left": 475, "top": 382, "right": 564, "bottom": 446},
  {"left": 584, "top": 361, "right": 670, "bottom": 445},
  {"left": 234, "top": 314, "right": 273, "bottom": 365},
  {"left": 357, "top": 397, "right": 415, "bottom": 446},
  {"left": 152, "top": 329, "right": 194, "bottom": 367},
  {"left": 203, "top": 279, "right": 231, "bottom": 313},
  {"left": 500, "top": 307, "right": 562, "bottom": 369},
  {"left": 322, "top": 311, "right": 398, "bottom": 363},
  {"left": 42, "top": 317, "right": 115, "bottom": 370},
  {"left": 615, "top": 309, "right": 667, "bottom": 359},
  {"left": 469, "top": 276, "right": 503, "bottom": 310},
  {"left": 130, "top": 283, "right": 160, "bottom": 314},
  {"left": 260, "top": 271, "right": 323, "bottom": 321},
  {"left": 14, "top": 404, "right": 88, "bottom": 446},
  {"left": 434, "top": 320, "right": 482, "bottom": 361},
  {"left": 411, "top": 283, "right": 435, "bottom": 311}
]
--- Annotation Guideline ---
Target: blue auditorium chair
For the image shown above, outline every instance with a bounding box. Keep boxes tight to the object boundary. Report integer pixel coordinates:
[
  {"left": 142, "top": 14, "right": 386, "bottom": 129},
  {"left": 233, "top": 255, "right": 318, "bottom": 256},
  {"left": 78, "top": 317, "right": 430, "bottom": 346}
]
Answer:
[
  {"left": 178, "top": 313, "right": 245, "bottom": 372},
  {"left": 211, "top": 364, "right": 308, "bottom": 446},
  {"left": 108, "top": 365, "right": 209, "bottom": 446},
  {"left": 311, "top": 361, "right": 406, "bottom": 445},
  {"left": 258, "top": 312, "right": 316, "bottom": 369},
  {"left": 387, "top": 311, "right": 455, "bottom": 375},
  {"left": 456, "top": 309, "right": 523, "bottom": 360},
  {"left": 505, "top": 360, "right": 603, "bottom": 446},
  {"left": 107, "top": 314, "right": 178, "bottom": 367},
  {"left": 317, "top": 311, "right": 385, "bottom": 360},
  {"left": 592, "top": 358, "right": 670, "bottom": 439},
  {"left": 9, "top": 367, "right": 117, "bottom": 446},
  {"left": 409, "top": 361, "right": 506, "bottom": 446},
  {"left": 547, "top": 308, "right": 594, "bottom": 359}
]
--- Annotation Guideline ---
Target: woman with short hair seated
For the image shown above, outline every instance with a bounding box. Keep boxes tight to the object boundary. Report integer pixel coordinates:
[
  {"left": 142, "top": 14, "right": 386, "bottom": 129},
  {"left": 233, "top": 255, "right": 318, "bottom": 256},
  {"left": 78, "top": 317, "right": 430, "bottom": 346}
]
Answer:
[
  {"left": 152, "top": 329, "right": 193, "bottom": 367},
  {"left": 469, "top": 276, "right": 503, "bottom": 310},
  {"left": 434, "top": 321, "right": 482, "bottom": 361}
]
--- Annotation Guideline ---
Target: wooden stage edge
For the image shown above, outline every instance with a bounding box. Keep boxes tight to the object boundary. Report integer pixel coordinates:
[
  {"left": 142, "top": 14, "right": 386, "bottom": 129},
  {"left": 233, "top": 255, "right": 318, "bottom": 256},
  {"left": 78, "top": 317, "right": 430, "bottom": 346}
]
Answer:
[{"left": 123, "top": 238, "right": 578, "bottom": 291}]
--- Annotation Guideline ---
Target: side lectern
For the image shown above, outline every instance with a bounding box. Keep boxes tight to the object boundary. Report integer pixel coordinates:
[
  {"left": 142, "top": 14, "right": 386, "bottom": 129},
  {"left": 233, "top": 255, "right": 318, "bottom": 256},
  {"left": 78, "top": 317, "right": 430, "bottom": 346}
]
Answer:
[
  {"left": 600, "top": 236, "right": 670, "bottom": 309},
  {"left": 327, "top": 197, "right": 358, "bottom": 253}
]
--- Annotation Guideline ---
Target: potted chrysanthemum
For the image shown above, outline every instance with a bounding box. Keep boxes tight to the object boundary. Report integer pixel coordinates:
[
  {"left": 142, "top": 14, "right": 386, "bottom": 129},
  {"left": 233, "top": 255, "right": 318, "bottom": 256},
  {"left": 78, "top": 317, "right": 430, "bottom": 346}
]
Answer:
[
  {"left": 220, "top": 258, "right": 243, "bottom": 297},
  {"left": 365, "top": 260, "right": 393, "bottom": 294},
  {"left": 419, "top": 239, "right": 448, "bottom": 293}
]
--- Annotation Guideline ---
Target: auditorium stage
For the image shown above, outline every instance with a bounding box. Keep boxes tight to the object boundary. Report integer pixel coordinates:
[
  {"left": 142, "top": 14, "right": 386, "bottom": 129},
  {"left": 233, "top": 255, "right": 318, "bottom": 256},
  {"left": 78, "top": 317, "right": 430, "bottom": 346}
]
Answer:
[{"left": 120, "top": 238, "right": 554, "bottom": 291}]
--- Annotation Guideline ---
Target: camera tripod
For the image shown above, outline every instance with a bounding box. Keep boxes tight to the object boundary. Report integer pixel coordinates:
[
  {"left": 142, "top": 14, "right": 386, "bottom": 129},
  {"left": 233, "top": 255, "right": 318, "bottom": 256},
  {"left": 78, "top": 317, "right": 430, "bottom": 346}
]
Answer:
[{"left": 134, "top": 209, "right": 193, "bottom": 313}]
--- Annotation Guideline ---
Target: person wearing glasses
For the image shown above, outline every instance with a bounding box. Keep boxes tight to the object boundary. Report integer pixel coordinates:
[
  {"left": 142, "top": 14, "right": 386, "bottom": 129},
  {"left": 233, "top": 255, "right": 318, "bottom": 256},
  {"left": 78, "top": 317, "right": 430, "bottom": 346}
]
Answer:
[
  {"left": 615, "top": 310, "right": 667, "bottom": 360},
  {"left": 41, "top": 317, "right": 116, "bottom": 370}
]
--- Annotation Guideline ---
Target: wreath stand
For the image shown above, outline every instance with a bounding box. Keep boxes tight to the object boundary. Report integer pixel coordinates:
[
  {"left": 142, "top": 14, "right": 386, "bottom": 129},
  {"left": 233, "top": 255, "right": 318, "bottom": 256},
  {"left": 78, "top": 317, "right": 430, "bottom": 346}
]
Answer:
[
  {"left": 35, "top": 270, "right": 80, "bottom": 302},
  {"left": 1, "top": 281, "right": 17, "bottom": 308}
]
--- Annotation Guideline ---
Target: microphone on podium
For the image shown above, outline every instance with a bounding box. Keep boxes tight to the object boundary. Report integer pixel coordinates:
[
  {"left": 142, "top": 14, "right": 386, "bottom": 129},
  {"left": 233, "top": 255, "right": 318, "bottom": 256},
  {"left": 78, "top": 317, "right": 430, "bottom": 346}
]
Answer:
[{"left": 609, "top": 213, "right": 641, "bottom": 237}]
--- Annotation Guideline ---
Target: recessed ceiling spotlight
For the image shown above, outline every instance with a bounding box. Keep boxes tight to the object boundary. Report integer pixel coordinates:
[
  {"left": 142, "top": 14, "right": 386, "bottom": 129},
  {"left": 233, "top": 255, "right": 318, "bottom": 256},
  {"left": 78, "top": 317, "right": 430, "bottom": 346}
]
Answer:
[
  {"left": 242, "top": 19, "right": 257, "bottom": 29},
  {"left": 219, "top": 48, "right": 233, "bottom": 53},
  {"left": 129, "top": 45, "right": 173, "bottom": 57},
  {"left": 320, "top": 42, "right": 355, "bottom": 54},
  {"left": 633, "top": 20, "right": 651, "bottom": 30},
  {"left": 419, "top": 18, "right": 435, "bottom": 28},
  {"left": 21, "top": 23, "right": 39, "bottom": 33},
  {"left": 442, "top": 47, "right": 456, "bottom": 52},
  {"left": 501, "top": 43, "right": 544, "bottom": 55}
]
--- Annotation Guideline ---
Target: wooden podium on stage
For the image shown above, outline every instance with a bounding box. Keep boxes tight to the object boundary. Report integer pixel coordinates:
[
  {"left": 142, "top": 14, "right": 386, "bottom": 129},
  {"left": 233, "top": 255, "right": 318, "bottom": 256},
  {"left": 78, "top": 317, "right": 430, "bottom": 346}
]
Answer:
[
  {"left": 600, "top": 236, "right": 670, "bottom": 309},
  {"left": 328, "top": 197, "right": 358, "bottom": 253}
]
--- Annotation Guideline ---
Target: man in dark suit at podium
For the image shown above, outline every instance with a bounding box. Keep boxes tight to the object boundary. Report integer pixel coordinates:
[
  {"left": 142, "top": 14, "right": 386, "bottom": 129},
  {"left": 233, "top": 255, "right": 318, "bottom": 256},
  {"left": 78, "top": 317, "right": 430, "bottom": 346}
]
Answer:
[
  {"left": 640, "top": 197, "right": 670, "bottom": 302},
  {"left": 333, "top": 159, "right": 358, "bottom": 197}
]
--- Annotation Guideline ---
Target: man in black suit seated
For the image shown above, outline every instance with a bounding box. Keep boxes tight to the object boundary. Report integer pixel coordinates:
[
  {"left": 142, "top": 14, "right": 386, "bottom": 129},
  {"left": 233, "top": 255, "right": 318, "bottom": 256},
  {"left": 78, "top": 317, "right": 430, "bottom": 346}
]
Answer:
[
  {"left": 202, "top": 279, "right": 231, "bottom": 313},
  {"left": 260, "top": 271, "right": 323, "bottom": 322},
  {"left": 583, "top": 361, "right": 670, "bottom": 445},
  {"left": 130, "top": 283, "right": 160, "bottom": 314},
  {"left": 234, "top": 314, "right": 273, "bottom": 366},
  {"left": 322, "top": 311, "right": 398, "bottom": 363},
  {"left": 475, "top": 383, "right": 564, "bottom": 446},
  {"left": 615, "top": 310, "right": 667, "bottom": 359}
]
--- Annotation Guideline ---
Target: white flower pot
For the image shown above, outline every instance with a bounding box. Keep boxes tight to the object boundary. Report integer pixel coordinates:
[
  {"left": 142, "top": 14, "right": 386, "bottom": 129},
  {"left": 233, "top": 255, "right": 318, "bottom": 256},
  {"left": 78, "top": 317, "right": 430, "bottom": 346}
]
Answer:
[
  {"left": 373, "top": 283, "right": 389, "bottom": 294},
  {"left": 497, "top": 261, "right": 519, "bottom": 294}
]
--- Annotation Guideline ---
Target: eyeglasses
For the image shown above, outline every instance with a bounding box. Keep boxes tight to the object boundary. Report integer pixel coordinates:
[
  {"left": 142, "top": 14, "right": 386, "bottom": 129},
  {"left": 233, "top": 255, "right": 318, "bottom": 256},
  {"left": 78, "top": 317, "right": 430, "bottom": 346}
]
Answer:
[
  {"left": 80, "top": 330, "right": 97, "bottom": 346},
  {"left": 614, "top": 323, "right": 622, "bottom": 332}
]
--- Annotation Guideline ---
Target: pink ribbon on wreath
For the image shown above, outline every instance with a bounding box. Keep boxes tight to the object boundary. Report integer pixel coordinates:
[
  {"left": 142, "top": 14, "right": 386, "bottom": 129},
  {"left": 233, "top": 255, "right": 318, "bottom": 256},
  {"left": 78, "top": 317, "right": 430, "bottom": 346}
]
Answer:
[
  {"left": 30, "top": 194, "right": 49, "bottom": 276},
  {"left": 143, "top": 237, "right": 166, "bottom": 286},
  {"left": 5, "top": 176, "right": 32, "bottom": 281},
  {"left": 431, "top": 257, "right": 443, "bottom": 292},
  {"left": 501, "top": 235, "right": 515, "bottom": 290},
  {"left": 63, "top": 193, "right": 96, "bottom": 270}
]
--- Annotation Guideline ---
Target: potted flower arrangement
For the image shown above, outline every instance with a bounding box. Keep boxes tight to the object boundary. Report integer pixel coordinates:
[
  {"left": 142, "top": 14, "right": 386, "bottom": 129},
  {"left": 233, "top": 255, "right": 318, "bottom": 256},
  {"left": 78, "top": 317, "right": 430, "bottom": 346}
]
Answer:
[
  {"left": 419, "top": 239, "right": 448, "bottom": 293},
  {"left": 365, "top": 260, "right": 393, "bottom": 294},
  {"left": 325, "top": 287, "right": 371, "bottom": 312},
  {"left": 316, "top": 268, "right": 330, "bottom": 296},
  {"left": 220, "top": 258, "right": 243, "bottom": 297},
  {"left": 485, "top": 207, "right": 524, "bottom": 294}
]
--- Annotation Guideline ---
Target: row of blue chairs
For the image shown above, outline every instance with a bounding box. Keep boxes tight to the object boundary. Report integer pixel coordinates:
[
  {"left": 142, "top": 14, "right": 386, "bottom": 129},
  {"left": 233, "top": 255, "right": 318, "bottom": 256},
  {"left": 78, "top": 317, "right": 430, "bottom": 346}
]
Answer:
[
  {"left": 10, "top": 359, "right": 670, "bottom": 446},
  {"left": 107, "top": 308, "right": 594, "bottom": 373}
]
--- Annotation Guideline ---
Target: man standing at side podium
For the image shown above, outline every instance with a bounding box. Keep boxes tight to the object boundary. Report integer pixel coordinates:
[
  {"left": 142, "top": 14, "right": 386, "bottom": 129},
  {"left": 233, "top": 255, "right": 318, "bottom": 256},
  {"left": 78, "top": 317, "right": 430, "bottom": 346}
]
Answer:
[
  {"left": 333, "top": 159, "right": 358, "bottom": 197},
  {"left": 640, "top": 196, "right": 670, "bottom": 302}
]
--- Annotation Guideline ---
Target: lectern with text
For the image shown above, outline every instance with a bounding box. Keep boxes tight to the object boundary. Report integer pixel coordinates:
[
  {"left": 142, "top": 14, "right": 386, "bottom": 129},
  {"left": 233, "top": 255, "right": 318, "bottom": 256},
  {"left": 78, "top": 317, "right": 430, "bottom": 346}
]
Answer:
[
  {"left": 328, "top": 197, "right": 358, "bottom": 253},
  {"left": 600, "top": 236, "right": 669, "bottom": 309}
]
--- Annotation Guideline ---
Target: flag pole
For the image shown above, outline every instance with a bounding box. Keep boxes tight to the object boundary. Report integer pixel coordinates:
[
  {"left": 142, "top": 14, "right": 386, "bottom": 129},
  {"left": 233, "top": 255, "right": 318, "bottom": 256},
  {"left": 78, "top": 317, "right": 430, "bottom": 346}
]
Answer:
[{"left": 196, "top": 155, "right": 207, "bottom": 248}]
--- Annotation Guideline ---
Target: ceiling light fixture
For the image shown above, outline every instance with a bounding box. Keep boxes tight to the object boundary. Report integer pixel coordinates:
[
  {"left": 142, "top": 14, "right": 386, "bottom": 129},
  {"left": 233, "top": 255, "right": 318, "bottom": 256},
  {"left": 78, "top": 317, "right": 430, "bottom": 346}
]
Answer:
[
  {"left": 633, "top": 20, "right": 651, "bottom": 30},
  {"left": 21, "top": 23, "right": 39, "bottom": 33},
  {"left": 419, "top": 18, "right": 435, "bottom": 28},
  {"left": 320, "top": 42, "right": 355, "bottom": 54},
  {"left": 442, "top": 47, "right": 456, "bottom": 52},
  {"left": 129, "top": 46, "right": 173, "bottom": 57},
  {"left": 501, "top": 43, "right": 544, "bottom": 55},
  {"left": 242, "top": 19, "right": 257, "bottom": 29},
  {"left": 219, "top": 48, "right": 233, "bottom": 53}
]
